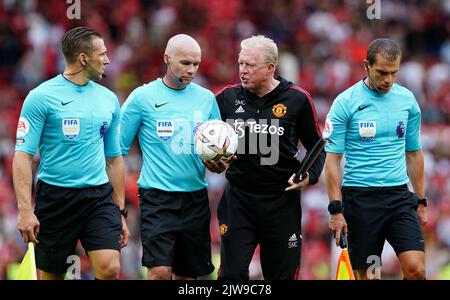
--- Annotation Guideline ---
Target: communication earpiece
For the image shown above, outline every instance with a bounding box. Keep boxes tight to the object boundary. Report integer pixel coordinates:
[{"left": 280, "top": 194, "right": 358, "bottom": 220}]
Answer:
[
  {"left": 81, "top": 57, "right": 106, "bottom": 78},
  {"left": 165, "top": 57, "right": 184, "bottom": 87}
]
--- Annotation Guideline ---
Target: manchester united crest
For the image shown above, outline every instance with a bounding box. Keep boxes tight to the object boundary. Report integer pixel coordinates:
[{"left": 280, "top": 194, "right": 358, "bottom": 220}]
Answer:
[
  {"left": 272, "top": 103, "right": 287, "bottom": 117},
  {"left": 219, "top": 224, "right": 228, "bottom": 236}
]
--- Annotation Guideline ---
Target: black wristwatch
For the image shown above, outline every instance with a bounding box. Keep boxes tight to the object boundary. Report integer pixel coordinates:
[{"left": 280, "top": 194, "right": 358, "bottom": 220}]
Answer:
[
  {"left": 119, "top": 207, "right": 128, "bottom": 218},
  {"left": 328, "top": 200, "right": 343, "bottom": 214},
  {"left": 418, "top": 198, "right": 428, "bottom": 207}
]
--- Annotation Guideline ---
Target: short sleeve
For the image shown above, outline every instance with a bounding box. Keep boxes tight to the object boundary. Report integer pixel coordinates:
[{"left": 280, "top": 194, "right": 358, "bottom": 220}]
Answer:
[
  {"left": 324, "top": 95, "right": 349, "bottom": 154},
  {"left": 405, "top": 93, "right": 422, "bottom": 151},
  {"left": 15, "top": 90, "right": 48, "bottom": 156},
  {"left": 120, "top": 88, "right": 143, "bottom": 155},
  {"left": 104, "top": 95, "right": 122, "bottom": 157}
]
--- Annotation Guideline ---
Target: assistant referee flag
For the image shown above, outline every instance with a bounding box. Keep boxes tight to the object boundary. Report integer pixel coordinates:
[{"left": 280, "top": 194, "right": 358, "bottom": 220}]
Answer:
[{"left": 15, "top": 243, "right": 37, "bottom": 280}]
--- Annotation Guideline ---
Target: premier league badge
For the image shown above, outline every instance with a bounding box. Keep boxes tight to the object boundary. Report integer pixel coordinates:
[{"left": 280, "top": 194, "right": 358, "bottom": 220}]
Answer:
[
  {"left": 396, "top": 121, "right": 405, "bottom": 138},
  {"left": 99, "top": 121, "right": 109, "bottom": 138},
  {"left": 359, "top": 121, "right": 376, "bottom": 141},
  {"left": 62, "top": 118, "right": 80, "bottom": 139}
]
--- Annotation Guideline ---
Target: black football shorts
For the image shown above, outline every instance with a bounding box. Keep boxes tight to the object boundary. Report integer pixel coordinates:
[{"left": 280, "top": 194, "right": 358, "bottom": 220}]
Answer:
[
  {"left": 342, "top": 184, "right": 424, "bottom": 270},
  {"left": 138, "top": 188, "right": 214, "bottom": 277},
  {"left": 34, "top": 180, "right": 122, "bottom": 274}
]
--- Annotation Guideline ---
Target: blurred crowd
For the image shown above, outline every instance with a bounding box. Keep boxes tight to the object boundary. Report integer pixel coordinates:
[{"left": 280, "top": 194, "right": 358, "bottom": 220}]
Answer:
[{"left": 0, "top": 0, "right": 449, "bottom": 279}]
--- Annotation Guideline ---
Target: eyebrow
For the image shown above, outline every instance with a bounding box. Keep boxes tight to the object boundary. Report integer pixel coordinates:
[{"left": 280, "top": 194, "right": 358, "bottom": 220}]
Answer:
[
  {"left": 180, "top": 59, "right": 201, "bottom": 64},
  {"left": 376, "top": 68, "right": 398, "bottom": 74}
]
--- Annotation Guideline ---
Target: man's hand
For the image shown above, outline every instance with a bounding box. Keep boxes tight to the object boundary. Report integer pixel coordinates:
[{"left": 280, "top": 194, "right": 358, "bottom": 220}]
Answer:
[
  {"left": 202, "top": 156, "right": 236, "bottom": 173},
  {"left": 329, "top": 213, "right": 348, "bottom": 247},
  {"left": 285, "top": 172, "right": 309, "bottom": 191},
  {"left": 417, "top": 205, "right": 427, "bottom": 227},
  {"left": 17, "top": 209, "right": 40, "bottom": 243},
  {"left": 120, "top": 217, "right": 130, "bottom": 248}
]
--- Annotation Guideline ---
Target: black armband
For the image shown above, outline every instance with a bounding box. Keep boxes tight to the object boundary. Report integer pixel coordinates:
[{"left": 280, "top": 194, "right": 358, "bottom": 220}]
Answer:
[
  {"left": 418, "top": 198, "right": 428, "bottom": 207},
  {"left": 119, "top": 207, "right": 128, "bottom": 218},
  {"left": 328, "top": 200, "right": 343, "bottom": 214}
]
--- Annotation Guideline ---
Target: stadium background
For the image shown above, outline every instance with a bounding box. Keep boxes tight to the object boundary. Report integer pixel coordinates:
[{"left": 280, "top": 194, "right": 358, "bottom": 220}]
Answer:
[{"left": 0, "top": 0, "right": 449, "bottom": 280}]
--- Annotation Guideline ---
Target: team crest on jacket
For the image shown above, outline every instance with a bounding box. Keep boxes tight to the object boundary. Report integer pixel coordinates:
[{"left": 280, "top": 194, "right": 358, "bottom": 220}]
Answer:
[
  {"left": 219, "top": 224, "right": 228, "bottom": 236},
  {"left": 272, "top": 103, "right": 287, "bottom": 117}
]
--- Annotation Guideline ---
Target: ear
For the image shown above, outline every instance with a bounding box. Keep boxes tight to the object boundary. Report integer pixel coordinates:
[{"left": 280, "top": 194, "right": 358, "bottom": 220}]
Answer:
[
  {"left": 363, "top": 59, "right": 369, "bottom": 71},
  {"left": 79, "top": 53, "right": 87, "bottom": 66},
  {"left": 267, "top": 63, "right": 276, "bottom": 74},
  {"left": 163, "top": 54, "right": 169, "bottom": 64}
]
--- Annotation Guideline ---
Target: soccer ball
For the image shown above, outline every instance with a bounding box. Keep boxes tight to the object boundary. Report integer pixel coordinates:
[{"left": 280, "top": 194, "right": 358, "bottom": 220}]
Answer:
[{"left": 194, "top": 120, "right": 238, "bottom": 162}]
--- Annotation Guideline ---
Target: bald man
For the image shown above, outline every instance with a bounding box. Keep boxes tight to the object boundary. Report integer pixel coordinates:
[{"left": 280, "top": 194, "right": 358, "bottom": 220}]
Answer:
[{"left": 120, "top": 34, "right": 219, "bottom": 280}]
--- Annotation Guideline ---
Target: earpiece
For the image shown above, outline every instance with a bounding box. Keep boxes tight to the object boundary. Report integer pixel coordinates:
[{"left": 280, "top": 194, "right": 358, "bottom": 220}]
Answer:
[
  {"left": 81, "top": 58, "right": 106, "bottom": 78},
  {"left": 165, "top": 58, "right": 184, "bottom": 87}
]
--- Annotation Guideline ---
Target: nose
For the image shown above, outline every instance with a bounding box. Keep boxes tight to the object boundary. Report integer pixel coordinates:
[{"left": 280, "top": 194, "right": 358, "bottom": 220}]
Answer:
[
  {"left": 187, "top": 64, "right": 195, "bottom": 75},
  {"left": 104, "top": 54, "right": 110, "bottom": 65},
  {"left": 384, "top": 74, "right": 393, "bottom": 85}
]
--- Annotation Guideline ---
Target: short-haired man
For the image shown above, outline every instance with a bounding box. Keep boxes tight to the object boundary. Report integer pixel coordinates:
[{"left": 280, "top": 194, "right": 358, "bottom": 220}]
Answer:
[
  {"left": 325, "top": 38, "right": 427, "bottom": 280},
  {"left": 13, "top": 27, "right": 129, "bottom": 280}
]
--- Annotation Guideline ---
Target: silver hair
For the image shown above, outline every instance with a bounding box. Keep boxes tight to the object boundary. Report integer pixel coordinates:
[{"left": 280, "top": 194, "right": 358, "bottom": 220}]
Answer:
[{"left": 240, "top": 35, "right": 278, "bottom": 65}]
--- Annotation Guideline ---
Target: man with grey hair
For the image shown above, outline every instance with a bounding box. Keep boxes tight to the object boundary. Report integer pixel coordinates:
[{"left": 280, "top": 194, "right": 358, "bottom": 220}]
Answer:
[
  {"left": 120, "top": 34, "right": 221, "bottom": 280},
  {"left": 210, "top": 35, "right": 325, "bottom": 279},
  {"left": 325, "top": 38, "right": 427, "bottom": 279}
]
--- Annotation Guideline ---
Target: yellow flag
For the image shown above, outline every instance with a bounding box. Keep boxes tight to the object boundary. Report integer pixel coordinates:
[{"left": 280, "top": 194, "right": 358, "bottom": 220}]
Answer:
[
  {"left": 336, "top": 249, "right": 355, "bottom": 280},
  {"left": 15, "top": 243, "right": 37, "bottom": 280}
]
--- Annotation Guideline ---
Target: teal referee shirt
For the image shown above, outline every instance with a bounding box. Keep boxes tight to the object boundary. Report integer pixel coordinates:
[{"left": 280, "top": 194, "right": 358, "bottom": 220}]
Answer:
[
  {"left": 120, "top": 79, "right": 221, "bottom": 192},
  {"left": 15, "top": 74, "right": 121, "bottom": 188},
  {"left": 324, "top": 79, "right": 422, "bottom": 187}
]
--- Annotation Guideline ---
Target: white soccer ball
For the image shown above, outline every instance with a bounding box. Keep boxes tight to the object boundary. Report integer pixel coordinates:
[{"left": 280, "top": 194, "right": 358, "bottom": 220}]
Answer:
[{"left": 194, "top": 120, "right": 238, "bottom": 162}]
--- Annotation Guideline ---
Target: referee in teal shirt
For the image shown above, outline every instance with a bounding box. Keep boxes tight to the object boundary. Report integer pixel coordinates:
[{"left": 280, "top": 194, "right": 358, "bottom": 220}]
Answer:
[
  {"left": 13, "top": 27, "right": 129, "bottom": 280},
  {"left": 120, "top": 34, "right": 220, "bottom": 280},
  {"left": 325, "top": 38, "right": 427, "bottom": 280}
]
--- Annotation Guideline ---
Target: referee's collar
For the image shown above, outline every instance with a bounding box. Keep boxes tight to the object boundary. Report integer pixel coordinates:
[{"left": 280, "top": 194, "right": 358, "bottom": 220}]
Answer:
[
  {"left": 60, "top": 74, "right": 90, "bottom": 87},
  {"left": 361, "top": 78, "right": 388, "bottom": 97}
]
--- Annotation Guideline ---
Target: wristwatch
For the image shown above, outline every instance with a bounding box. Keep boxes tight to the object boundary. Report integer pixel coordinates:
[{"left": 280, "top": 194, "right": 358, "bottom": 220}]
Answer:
[
  {"left": 328, "top": 200, "right": 343, "bottom": 214},
  {"left": 119, "top": 207, "right": 128, "bottom": 218},
  {"left": 418, "top": 198, "right": 428, "bottom": 207}
]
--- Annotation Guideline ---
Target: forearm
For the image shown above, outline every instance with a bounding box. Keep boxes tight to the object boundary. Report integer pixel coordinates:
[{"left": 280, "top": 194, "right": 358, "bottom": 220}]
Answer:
[
  {"left": 12, "top": 151, "right": 34, "bottom": 212},
  {"left": 406, "top": 150, "right": 425, "bottom": 198},
  {"left": 106, "top": 156, "right": 126, "bottom": 209},
  {"left": 308, "top": 149, "right": 325, "bottom": 185},
  {"left": 325, "top": 153, "right": 343, "bottom": 201}
]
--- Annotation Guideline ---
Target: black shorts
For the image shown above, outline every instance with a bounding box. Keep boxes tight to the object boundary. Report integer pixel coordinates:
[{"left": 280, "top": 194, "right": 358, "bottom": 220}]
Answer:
[
  {"left": 342, "top": 184, "right": 424, "bottom": 270},
  {"left": 138, "top": 188, "right": 214, "bottom": 277},
  {"left": 34, "top": 180, "right": 122, "bottom": 274},
  {"left": 217, "top": 183, "right": 302, "bottom": 280}
]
